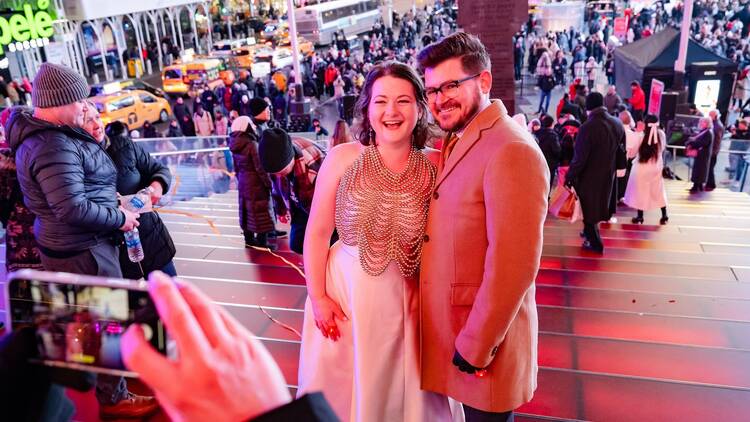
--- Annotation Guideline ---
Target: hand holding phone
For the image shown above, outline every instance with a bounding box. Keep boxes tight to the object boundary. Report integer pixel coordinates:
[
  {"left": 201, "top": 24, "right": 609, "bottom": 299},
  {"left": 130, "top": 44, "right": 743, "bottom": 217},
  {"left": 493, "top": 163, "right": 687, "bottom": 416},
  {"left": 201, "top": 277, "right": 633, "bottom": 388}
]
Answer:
[
  {"left": 6, "top": 270, "right": 168, "bottom": 377},
  {"left": 121, "top": 272, "right": 291, "bottom": 421}
]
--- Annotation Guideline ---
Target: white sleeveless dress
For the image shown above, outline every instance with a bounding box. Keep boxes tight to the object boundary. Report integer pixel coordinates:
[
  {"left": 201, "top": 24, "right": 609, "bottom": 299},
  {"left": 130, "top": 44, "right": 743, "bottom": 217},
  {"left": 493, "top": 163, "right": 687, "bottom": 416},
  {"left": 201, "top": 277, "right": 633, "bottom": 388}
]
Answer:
[{"left": 297, "top": 146, "right": 462, "bottom": 422}]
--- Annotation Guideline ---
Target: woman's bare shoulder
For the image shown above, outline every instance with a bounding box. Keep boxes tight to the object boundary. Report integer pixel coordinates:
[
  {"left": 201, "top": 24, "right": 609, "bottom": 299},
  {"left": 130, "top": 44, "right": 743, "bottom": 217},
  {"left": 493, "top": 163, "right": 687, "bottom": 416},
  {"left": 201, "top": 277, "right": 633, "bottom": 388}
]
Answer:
[{"left": 323, "top": 142, "right": 364, "bottom": 174}]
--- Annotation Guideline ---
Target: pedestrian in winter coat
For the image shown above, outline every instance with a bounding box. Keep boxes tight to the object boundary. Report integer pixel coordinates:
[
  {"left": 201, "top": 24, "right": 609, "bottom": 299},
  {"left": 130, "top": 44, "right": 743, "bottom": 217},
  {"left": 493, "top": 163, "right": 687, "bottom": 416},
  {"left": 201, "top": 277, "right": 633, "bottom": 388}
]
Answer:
[
  {"left": 536, "top": 114, "right": 562, "bottom": 188},
  {"left": 181, "top": 114, "right": 196, "bottom": 137},
  {"left": 272, "top": 71, "right": 287, "bottom": 93},
  {"left": 193, "top": 107, "right": 215, "bottom": 137},
  {"left": 166, "top": 119, "right": 183, "bottom": 138},
  {"left": 258, "top": 129, "right": 326, "bottom": 254},
  {"left": 255, "top": 79, "right": 267, "bottom": 99},
  {"left": 142, "top": 120, "right": 158, "bottom": 138},
  {"left": 201, "top": 89, "right": 218, "bottom": 117},
  {"left": 173, "top": 97, "right": 193, "bottom": 135},
  {"left": 228, "top": 115, "right": 276, "bottom": 249},
  {"left": 604, "top": 85, "right": 623, "bottom": 115},
  {"left": 624, "top": 114, "right": 669, "bottom": 225},
  {"left": 565, "top": 92, "right": 626, "bottom": 254},
  {"left": 628, "top": 81, "right": 646, "bottom": 122},
  {"left": 10, "top": 67, "right": 139, "bottom": 274},
  {"left": 585, "top": 57, "right": 597, "bottom": 90},
  {"left": 705, "top": 109, "right": 724, "bottom": 191},
  {"left": 685, "top": 116, "right": 714, "bottom": 193},
  {"left": 99, "top": 121, "right": 177, "bottom": 279},
  {"left": 273, "top": 94, "right": 287, "bottom": 124},
  {"left": 215, "top": 111, "right": 229, "bottom": 136}
]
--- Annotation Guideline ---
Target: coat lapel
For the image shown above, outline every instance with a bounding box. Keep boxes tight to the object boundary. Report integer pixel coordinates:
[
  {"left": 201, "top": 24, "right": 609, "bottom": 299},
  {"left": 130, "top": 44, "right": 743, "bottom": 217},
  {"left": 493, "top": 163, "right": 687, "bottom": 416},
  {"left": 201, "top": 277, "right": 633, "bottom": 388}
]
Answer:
[{"left": 435, "top": 100, "right": 507, "bottom": 189}]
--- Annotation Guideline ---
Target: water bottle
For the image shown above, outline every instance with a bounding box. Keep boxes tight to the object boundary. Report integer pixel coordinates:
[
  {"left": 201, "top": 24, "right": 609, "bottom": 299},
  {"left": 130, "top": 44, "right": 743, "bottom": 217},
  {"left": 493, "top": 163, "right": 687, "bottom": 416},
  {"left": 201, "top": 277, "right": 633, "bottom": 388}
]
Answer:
[
  {"left": 124, "top": 228, "right": 145, "bottom": 263},
  {"left": 123, "top": 187, "right": 154, "bottom": 212}
]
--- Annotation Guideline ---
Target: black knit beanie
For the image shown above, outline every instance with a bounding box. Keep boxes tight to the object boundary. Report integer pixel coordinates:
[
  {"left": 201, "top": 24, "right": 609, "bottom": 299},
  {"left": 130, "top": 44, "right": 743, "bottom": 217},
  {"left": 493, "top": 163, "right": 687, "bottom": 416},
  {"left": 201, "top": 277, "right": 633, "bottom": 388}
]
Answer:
[
  {"left": 259, "top": 128, "right": 295, "bottom": 173},
  {"left": 585, "top": 92, "right": 604, "bottom": 111},
  {"left": 249, "top": 97, "right": 270, "bottom": 117}
]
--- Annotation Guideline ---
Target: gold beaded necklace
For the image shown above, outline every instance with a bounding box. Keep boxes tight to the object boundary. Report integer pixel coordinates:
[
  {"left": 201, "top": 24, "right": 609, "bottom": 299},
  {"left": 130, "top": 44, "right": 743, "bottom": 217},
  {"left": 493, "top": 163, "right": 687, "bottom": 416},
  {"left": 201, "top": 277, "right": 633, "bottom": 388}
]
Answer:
[{"left": 335, "top": 144, "right": 437, "bottom": 277}]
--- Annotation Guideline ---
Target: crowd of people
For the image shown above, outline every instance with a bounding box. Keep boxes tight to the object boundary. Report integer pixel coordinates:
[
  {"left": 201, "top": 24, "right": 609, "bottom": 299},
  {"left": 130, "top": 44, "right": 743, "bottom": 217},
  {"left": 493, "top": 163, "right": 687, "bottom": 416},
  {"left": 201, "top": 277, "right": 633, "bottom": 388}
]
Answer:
[
  {"left": 3, "top": 0, "right": 750, "bottom": 420},
  {"left": 1, "top": 29, "right": 551, "bottom": 422}
]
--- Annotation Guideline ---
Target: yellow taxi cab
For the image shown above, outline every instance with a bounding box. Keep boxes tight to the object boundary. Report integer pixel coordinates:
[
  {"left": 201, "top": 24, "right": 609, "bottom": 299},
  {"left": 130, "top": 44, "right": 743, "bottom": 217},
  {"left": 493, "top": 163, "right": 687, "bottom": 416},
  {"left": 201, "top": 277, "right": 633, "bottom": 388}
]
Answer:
[
  {"left": 277, "top": 36, "right": 314, "bottom": 56},
  {"left": 161, "top": 63, "right": 189, "bottom": 96},
  {"left": 92, "top": 90, "right": 172, "bottom": 129},
  {"left": 162, "top": 58, "right": 224, "bottom": 97},
  {"left": 231, "top": 45, "right": 257, "bottom": 69}
]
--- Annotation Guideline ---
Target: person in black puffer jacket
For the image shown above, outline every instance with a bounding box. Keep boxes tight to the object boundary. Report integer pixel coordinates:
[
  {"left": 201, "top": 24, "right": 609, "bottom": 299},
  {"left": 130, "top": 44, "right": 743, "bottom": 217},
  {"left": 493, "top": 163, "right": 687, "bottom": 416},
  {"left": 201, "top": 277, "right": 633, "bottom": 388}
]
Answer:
[
  {"left": 8, "top": 108, "right": 139, "bottom": 274},
  {"left": 99, "top": 120, "right": 177, "bottom": 279}
]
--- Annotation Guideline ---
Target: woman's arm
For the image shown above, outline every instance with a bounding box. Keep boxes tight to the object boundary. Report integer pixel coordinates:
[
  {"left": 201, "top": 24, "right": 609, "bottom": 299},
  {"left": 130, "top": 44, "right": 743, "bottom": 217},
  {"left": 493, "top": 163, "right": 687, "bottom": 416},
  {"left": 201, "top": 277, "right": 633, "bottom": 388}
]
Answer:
[{"left": 302, "top": 143, "right": 360, "bottom": 341}]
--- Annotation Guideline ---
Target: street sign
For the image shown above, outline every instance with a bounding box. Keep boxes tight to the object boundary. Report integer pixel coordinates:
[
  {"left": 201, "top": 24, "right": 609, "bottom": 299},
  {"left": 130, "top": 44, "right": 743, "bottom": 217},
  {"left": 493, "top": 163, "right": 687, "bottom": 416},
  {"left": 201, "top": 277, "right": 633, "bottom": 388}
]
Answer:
[
  {"left": 648, "top": 79, "right": 664, "bottom": 116},
  {"left": 614, "top": 17, "right": 628, "bottom": 38}
]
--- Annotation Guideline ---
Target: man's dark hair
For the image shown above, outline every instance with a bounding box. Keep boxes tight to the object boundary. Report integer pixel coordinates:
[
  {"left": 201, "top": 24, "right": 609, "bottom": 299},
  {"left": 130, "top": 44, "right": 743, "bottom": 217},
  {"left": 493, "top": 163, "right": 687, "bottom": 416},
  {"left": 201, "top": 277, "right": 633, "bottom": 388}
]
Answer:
[
  {"left": 417, "top": 32, "right": 491, "bottom": 74},
  {"left": 540, "top": 114, "right": 555, "bottom": 128},
  {"left": 631, "top": 81, "right": 640, "bottom": 87}
]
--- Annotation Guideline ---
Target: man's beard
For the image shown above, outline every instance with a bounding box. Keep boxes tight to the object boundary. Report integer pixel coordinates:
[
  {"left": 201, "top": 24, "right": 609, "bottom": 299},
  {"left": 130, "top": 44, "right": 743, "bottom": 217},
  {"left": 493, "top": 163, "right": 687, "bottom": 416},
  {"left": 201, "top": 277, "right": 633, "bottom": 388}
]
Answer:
[{"left": 439, "top": 91, "right": 482, "bottom": 133}]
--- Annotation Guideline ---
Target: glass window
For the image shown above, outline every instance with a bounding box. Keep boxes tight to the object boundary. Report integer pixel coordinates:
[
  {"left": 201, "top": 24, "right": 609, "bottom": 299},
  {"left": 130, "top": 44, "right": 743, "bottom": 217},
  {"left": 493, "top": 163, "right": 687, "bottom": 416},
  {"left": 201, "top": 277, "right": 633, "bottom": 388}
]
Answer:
[
  {"left": 140, "top": 94, "right": 156, "bottom": 103},
  {"left": 164, "top": 69, "right": 182, "bottom": 79},
  {"left": 118, "top": 96, "right": 135, "bottom": 109}
]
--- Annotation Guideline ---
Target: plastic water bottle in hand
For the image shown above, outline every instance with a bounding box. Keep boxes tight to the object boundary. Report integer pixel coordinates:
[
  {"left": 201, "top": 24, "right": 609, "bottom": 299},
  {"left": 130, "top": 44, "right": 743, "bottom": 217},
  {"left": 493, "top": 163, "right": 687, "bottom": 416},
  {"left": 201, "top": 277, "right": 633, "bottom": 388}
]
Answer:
[
  {"left": 124, "top": 228, "right": 145, "bottom": 263},
  {"left": 123, "top": 187, "right": 154, "bottom": 213}
]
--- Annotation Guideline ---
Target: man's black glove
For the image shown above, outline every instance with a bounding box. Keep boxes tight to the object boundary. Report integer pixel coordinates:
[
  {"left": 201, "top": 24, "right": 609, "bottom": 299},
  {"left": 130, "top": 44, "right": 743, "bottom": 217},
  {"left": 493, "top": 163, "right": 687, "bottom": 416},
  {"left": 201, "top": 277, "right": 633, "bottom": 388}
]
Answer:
[{"left": 452, "top": 349, "right": 483, "bottom": 374}]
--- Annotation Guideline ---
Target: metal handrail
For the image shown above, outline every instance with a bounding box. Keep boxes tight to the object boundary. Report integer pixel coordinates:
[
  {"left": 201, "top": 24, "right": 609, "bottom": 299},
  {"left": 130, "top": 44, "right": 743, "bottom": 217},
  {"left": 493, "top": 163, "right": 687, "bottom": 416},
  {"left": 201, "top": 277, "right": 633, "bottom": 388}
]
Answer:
[{"left": 135, "top": 135, "right": 229, "bottom": 143}]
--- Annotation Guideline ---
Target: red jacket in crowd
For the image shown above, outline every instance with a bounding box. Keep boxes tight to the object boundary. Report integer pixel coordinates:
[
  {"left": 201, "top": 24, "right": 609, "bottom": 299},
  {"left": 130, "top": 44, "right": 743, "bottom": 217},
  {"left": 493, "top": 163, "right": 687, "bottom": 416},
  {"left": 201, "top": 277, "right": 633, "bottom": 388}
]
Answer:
[
  {"left": 630, "top": 86, "right": 646, "bottom": 111},
  {"left": 324, "top": 66, "right": 339, "bottom": 87}
]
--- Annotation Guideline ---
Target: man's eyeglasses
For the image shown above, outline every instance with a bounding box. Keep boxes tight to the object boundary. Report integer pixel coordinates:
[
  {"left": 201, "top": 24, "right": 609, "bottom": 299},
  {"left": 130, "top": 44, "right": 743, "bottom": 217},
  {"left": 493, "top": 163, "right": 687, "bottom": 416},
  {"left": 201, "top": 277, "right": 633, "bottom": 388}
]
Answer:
[{"left": 425, "top": 73, "right": 482, "bottom": 101}]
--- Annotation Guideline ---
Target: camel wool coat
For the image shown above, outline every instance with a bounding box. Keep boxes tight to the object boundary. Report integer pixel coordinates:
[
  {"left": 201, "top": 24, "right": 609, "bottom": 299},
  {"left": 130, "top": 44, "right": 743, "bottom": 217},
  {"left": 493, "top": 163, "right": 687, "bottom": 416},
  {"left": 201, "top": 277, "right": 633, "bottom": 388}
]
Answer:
[{"left": 420, "top": 100, "right": 550, "bottom": 413}]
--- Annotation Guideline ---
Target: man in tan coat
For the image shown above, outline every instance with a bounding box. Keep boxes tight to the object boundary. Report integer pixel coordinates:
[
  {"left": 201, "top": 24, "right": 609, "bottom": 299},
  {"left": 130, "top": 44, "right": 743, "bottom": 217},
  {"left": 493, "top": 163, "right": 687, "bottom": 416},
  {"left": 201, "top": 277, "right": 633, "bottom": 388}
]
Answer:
[{"left": 418, "top": 32, "right": 549, "bottom": 421}]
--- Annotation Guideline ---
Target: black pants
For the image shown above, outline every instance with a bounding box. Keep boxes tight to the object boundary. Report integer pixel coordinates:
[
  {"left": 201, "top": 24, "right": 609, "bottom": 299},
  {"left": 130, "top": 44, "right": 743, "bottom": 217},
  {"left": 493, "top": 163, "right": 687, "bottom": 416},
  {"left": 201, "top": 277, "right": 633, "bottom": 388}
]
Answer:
[
  {"left": 289, "top": 209, "right": 308, "bottom": 254},
  {"left": 583, "top": 221, "right": 604, "bottom": 251},
  {"left": 289, "top": 210, "right": 339, "bottom": 255},
  {"left": 706, "top": 155, "right": 718, "bottom": 189},
  {"left": 463, "top": 404, "right": 514, "bottom": 422}
]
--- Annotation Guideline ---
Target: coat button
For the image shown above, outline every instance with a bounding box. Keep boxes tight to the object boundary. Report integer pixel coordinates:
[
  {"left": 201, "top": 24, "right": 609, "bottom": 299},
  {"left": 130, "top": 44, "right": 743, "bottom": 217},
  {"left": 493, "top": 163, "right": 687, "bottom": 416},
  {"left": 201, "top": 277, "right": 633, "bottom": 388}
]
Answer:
[
  {"left": 423, "top": 234, "right": 430, "bottom": 243},
  {"left": 433, "top": 191, "right": 439, "bottom": 200},
  {"left": 491, "top": 346, "right": 499, "bottom": 356}
]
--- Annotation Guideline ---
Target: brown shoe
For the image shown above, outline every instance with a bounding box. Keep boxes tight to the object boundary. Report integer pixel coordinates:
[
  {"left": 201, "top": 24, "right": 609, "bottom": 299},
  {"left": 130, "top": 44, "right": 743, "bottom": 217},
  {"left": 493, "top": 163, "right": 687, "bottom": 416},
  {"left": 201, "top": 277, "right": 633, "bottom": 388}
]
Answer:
[{"left": 99, "top": 393, "right": 159, "bottom": 420}]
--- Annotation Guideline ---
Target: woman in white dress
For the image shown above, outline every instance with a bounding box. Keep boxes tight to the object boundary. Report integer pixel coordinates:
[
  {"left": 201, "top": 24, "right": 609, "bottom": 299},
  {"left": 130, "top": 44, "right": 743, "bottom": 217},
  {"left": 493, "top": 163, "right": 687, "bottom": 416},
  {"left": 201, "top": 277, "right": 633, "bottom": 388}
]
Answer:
[
  {"left": 298, "top": 61, "right": 460, "bottom": 422},
  {"left": 624, "top": 114, "right": 669, "bottom": 225}
]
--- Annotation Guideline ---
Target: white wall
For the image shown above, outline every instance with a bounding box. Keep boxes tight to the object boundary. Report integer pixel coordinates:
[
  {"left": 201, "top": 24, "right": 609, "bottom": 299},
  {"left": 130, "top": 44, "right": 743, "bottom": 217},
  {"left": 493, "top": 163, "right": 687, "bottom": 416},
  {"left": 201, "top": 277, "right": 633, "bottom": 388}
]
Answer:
[{"left": 62, "top": 0, "right": 206, "bottom": 20}]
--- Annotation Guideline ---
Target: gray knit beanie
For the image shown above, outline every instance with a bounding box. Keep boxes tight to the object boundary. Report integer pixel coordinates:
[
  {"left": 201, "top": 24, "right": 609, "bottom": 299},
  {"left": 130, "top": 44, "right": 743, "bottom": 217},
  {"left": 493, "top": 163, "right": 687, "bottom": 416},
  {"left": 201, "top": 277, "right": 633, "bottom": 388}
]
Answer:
[{"left": 32, "top": 63, "right": 89, "bottom": 108}]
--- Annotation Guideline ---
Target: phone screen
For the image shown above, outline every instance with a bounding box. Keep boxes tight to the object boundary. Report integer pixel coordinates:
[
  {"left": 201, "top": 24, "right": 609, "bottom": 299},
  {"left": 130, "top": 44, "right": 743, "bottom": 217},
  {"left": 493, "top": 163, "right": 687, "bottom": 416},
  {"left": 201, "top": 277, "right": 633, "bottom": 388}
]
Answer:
[{"left": 7, "top": 275, "right": 171, "bottom": 377}]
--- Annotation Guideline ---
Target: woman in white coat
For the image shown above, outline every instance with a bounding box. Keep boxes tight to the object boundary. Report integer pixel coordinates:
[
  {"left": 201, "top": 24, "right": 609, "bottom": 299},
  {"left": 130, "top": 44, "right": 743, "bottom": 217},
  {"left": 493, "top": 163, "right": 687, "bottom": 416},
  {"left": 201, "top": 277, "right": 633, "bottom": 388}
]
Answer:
[{"left": 624, "top": 114, "right": 669, "bottom": 225}]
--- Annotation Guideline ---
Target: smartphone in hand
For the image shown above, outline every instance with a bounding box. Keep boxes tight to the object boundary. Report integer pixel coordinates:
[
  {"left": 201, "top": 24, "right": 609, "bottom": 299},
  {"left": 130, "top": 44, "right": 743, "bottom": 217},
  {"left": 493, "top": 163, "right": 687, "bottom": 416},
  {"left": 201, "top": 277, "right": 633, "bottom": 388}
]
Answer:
[{"left": 4, "top": 269, "right": 174, "bottom": 377}]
